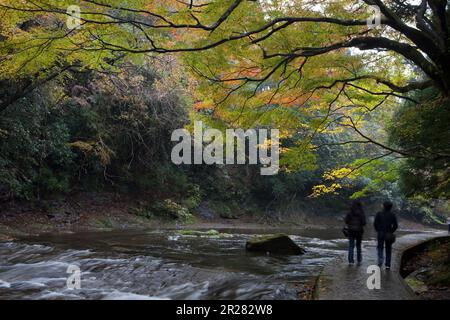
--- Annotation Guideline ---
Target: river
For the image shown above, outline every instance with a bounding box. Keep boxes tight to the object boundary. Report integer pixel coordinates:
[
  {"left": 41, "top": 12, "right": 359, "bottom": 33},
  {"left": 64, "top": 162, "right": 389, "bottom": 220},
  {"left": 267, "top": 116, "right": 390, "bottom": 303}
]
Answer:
[{"left": 0, "top": 227, "right": 414, "bottom": 300}]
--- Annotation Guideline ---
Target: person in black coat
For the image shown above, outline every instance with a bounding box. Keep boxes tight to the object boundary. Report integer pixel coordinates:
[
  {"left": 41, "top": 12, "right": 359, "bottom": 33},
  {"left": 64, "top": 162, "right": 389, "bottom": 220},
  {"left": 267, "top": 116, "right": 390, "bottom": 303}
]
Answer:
[
  {"left": 345, "top": 200, "right": 366, "bottom": 265},
  {"left": 374, "top": 201, "right": 398, "bottom": 270}
]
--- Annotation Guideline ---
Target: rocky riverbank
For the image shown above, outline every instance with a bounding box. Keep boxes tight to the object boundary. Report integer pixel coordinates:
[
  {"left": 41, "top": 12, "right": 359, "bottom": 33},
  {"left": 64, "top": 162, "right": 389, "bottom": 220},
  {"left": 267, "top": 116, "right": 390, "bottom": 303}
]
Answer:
[
  {"left": 401, "top": 236, "right": 450, "bottom": 299},
  {"left": 0, "top": 192, "right": 441, "bottom": 242},
  {"left": 0, "top": 192, "right": 346, "bottom": 241}
]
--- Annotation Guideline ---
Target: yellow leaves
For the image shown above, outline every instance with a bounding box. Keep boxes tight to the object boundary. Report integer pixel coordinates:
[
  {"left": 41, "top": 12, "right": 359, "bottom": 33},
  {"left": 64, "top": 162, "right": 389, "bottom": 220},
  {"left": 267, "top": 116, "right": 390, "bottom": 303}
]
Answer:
[
  {"left": 311, "top": 167, "right": 357, "bottom": 197},
  {"left": 310, "top": 183, "right": 342, "bottom": 198},
  {"left": 323, "top": 167, "right": 355, "bottom": 180},
  {"left": 257, "top": 136, "right": 280, "bottom": 150},
  {"left": 69, "top": 141, "right": 94, "bottom": 153}
]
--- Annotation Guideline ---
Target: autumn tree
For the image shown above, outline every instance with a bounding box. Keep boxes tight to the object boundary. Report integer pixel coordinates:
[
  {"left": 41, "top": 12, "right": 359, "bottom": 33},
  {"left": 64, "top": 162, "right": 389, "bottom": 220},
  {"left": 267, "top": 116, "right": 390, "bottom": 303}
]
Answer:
[{"left": 1, "top": 0, "right": 449, "bottom": 196}]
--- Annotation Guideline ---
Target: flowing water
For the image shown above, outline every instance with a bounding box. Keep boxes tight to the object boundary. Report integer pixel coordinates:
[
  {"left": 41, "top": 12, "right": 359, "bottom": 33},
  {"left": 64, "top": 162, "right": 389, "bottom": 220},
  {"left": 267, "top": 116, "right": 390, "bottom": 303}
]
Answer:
[{"left": 0, "top": 227, "right": 356, "bottom": 300}]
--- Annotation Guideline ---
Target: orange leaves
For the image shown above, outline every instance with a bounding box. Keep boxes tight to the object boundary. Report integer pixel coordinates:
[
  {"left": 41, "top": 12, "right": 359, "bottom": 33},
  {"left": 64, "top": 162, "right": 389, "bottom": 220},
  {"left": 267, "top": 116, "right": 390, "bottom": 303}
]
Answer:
[
  {"left": 219, "top": 65, "right": 262, "bottom": 83},
  {"left": 254, "top": 88, "right": 320, "bottom": 108},
  {"left": 266, "top": 91, "right": 316, "bottom": 107},
  {"left": 193, "top": 100, "right": 215, "bottom": 111}
]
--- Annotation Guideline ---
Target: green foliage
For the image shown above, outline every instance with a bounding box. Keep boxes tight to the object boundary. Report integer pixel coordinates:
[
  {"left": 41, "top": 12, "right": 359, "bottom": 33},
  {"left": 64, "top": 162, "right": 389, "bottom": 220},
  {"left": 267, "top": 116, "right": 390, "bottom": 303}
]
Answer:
[
  {"left": 348, "top": 158, "right": 400, "bottom": 200},
  {"left": 151, "top": 199, "right": 194, "bottom": 222},
  {"left": 400, "top": 196, "right": 447, "bottom": 225},
  {"left": 131, "top": 198, "right": 195, "bottom": 223},
  {"left": 129, "top": 206, "right": 154, "bottom": 220},
  {"left": 182, "top": 184, "right": 202, "bottom": 210},
  {"left": 0, "top": 0, "right": 448, "bottom": 225},
  {"left": 208, "top": 200, "right": 236, "bottom": 218},
  {"left": 0, "top": 57, "right": 196, "bottom": 202},
  {"left": 389, "top": 89, "right": 450, "bottom": 198},
  {"left": 0, "top": 89, "right": 74, "bottom": 199}
]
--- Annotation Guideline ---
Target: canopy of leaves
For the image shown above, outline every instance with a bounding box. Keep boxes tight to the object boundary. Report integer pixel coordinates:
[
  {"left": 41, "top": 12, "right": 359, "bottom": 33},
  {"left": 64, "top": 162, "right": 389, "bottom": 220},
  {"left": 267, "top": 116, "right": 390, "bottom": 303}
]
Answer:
[{"left": 0, "top": 0, "right": 448, "bottom": 205}]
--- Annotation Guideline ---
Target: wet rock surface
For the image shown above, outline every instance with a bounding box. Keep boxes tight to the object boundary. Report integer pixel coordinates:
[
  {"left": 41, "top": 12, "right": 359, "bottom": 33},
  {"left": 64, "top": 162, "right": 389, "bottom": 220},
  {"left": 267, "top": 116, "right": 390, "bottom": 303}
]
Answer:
[{"left": 246, "top": 234, "right": 306, "bottom": 255}]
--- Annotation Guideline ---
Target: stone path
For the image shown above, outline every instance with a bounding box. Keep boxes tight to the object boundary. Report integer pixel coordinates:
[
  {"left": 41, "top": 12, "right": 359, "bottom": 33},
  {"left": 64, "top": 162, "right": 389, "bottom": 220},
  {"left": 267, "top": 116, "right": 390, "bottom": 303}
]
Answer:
[{"left": 316, "top": 231, "right": 446, "bottom": 300}]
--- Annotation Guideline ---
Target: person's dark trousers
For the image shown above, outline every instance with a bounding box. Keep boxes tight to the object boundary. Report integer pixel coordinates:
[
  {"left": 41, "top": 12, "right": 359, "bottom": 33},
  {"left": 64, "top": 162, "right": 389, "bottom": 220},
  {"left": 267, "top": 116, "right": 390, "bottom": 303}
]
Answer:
[
  {"left": 377, "top": 234, "right": 393, "bottom": 267},
  {"left": 348, "top": 231, "right": 362, "bottom": 263}
]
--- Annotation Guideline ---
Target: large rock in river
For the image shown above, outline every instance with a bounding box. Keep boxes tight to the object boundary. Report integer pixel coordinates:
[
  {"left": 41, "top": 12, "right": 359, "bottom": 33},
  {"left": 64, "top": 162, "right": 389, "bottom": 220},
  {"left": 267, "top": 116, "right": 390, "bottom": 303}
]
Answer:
[{"left": 245, "top": 234, "right": 306, "bottom": 255}]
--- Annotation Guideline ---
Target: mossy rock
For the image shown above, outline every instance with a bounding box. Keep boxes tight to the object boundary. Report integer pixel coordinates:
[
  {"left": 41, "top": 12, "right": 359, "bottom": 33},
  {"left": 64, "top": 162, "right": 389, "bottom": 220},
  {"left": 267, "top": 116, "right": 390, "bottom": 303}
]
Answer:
[
  {"left": 246, "top": 234, "right": 306, "bottom": 255},
  {"left": 405, "top": 276, "right": 428, "bottom": 293}
]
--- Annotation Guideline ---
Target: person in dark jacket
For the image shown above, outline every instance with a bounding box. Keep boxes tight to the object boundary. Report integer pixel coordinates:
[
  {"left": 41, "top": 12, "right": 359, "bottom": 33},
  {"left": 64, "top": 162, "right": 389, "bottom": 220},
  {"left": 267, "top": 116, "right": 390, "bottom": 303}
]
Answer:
[
  {"left": 345, "top": 200, "right": 366, "bottom": 265},
  {"left": 374, "top": 201, "right": 398, "bottom": 270}
]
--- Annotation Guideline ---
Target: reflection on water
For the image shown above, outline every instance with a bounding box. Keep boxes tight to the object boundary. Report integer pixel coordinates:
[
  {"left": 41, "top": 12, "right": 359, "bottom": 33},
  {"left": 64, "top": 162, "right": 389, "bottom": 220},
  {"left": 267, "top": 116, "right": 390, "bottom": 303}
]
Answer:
[{"left": 0, "top": 228, "right": 351, "bottom": 300}]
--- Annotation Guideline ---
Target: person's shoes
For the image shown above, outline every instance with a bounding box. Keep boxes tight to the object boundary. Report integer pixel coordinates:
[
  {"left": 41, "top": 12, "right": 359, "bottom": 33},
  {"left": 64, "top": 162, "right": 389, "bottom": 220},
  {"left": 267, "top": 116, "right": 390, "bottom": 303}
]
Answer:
[
  {"left": 385, "top": 266, "right": 391, "bottom": 270},
  {"left": 378, "top": 263, "right": 383, "bottom": 268},
  {"left": 357, "top": 262, "right": 362, "bottom": 266},
  {"left": 349, "top": 262, "right": 354, "bottom": 265}
]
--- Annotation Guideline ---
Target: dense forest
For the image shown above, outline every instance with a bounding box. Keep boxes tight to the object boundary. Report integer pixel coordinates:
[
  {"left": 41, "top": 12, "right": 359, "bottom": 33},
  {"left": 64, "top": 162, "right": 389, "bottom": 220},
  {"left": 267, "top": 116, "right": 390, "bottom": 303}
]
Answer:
[{"left": 0, "top": 0, "right": 449, "bottom": 225}]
